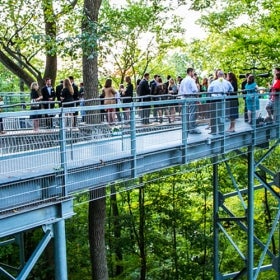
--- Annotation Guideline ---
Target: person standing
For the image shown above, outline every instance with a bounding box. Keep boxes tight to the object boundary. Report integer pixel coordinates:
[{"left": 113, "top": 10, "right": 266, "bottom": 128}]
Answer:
[
  {"left": 41, "top": 77, "right": 56, "bottom": 128},
  {"left": 241, "top": 73, "right": 250, "bottom": 122},
  {"left": 61, "top": 78, "right": 75, "bottom": 127},
  {"left": 55, "top": 80, "right": 63, "bottom": 107},
  {"left": 122, "top": 76, "right": 133, "bottom": 121},
  {"left": 167, "top": 78, "right": 178, "bottom": 123},
  {"left": 102, "top": 78, "right": 117, "bottom": 125},
  {"left": 164, "top": 75, "right": 171, "bottom": 94},
  {"left": 79, "top": 82, "right": 84, "bottom": 97},
  {"left": 30, "top": 82, "right": 43, "bottom": 131},
  {"left": 178, "top": 67, "right": 201, "bottom": 134},
  {"left": 266, "top": 68, "right": 280, "bottom": 122},
  {"left": 61, "top": 78, "right": 74, "bottom": 106},
  {"left": 150, "top": 74, "right": 160, "bottom": 122},
  {"left": 69, "top": 76, "right": 79, "bottom": 127},
  {"left": 226, "top": 72, "right": 239, "bottom": 132},
  {"left": 245, "top": 74, "right": 259, "bottom": 125},
  {"left": 271, "top": 72, "right": 280, "bottom": 123},
  {"left": 155, "top": 77, "right": 168, "bottom": 124},
  {"left": 208, "top": 70, "right": 234, "bottom": 134},
  {"left": 199, "top": 77, "right": 209, "bottom": 120},
  {"left": 138, "top": 73, "right": 151, "bottom": 125}
]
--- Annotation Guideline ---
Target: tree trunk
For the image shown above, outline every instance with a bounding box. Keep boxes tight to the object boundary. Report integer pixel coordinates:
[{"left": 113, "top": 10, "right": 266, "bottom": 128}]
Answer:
[
  {"left": 42, "top": 0, "right": 57, "bottom": 85},
  {"left": 82, "top": 0, "right": 102, "bottom": 101},
  {"left": 82, "top": 0, "right": 102, "bottom": 124},
  {"left": 88, "top": 188, "right": 108, "bottom": 280}
]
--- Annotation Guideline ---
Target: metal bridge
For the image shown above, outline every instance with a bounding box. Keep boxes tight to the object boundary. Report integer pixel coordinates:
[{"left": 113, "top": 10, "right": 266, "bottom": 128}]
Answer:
[{"left": 0, "top": 94, "right": 280, "bottom": 279}]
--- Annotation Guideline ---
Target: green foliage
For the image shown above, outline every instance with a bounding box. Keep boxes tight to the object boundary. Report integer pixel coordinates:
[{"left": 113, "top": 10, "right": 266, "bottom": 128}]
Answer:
[
  {"left": 179, "top": 0, "right": 280, "bottom": 80},
  {"left": 66, "top": 202, "right": 91, "bottom": 280},
  {"left": 97, "top": 0, "right": 185, "bottom": 83},
  {"left": 0, "top": 65, "right": 23, "bottom": 92}
]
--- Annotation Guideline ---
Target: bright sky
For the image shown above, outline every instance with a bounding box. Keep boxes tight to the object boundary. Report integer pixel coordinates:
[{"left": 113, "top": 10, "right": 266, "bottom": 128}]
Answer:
[
  {"left": 175, "top": 6, "right": 207, "bottom": 41},
  {"left": 109, "top": 1, "right": 207, "bottom": 42}
]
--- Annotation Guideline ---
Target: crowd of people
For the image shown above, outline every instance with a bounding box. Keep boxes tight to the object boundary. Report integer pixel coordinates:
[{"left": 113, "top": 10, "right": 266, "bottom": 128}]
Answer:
[
  {"left": 1, "top": 67, "right": 279, "bottom": 133},
  {"left": 29, "top": 76, "right": 83, "bottom": 130},
  {"left": 136, "top": 67, "right": 280, "bottom": 134},
  {"left": 27, "top": 66, "right": 280, "bottom": 132}
]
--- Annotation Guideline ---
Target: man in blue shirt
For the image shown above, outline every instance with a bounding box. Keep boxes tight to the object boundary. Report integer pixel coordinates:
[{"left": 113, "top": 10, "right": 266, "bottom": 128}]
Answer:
[{"left": 179, "top": 67, "right": 201, "bottom": 134}]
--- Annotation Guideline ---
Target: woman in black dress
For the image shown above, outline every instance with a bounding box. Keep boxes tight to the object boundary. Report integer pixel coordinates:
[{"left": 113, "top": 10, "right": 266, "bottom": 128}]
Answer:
[
  {"left": 226, "top": 72, "right": 239, "bottom": 132},
  {"left": 60, "top": 78, "right": 74, "bottom": 127},
  {"left": 30, "top": 82, "right": 43, "bottom": 131},
  {"left": 121, "top": 76, "right": 133, "bottom": 121}
]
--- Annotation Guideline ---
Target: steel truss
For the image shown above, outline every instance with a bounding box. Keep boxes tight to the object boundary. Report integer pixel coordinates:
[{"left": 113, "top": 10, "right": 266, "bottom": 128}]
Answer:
[
  {"left": 0, "top": 208, "right": 71, "bottom": 280},
  {"left": 214, "top": 140, "right": 280, "bottom": 279}
]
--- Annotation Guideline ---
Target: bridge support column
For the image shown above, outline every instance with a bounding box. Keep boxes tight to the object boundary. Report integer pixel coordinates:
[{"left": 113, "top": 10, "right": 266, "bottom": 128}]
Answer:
[
  {"left": 54, "top": 219, "right": 68, "bottom": 280},
  {"left": 213, "top": 157, "right": 220, "bottom": 280},
  {"left": 247, "top": 146, "right": 254, "bottom": 279}
]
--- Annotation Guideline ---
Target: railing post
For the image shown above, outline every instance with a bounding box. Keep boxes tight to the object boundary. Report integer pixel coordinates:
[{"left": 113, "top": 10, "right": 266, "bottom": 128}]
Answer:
[
  {"left": 221, "top": 95, "right": 226, "bottom": 153},
  {"left": 212, "top": 156, "right": 220, "bottom": 280},
  {"left": 247, "top": 146, "right": 254, "bottom": 279},
  {"left": 221, "top": 95, "right": 226, "bottom": 134},
  {"left": 59, "top": 110, "right": 68, "bottom": 197},
  {"left": 130, "top": 103, "right": 137, "bottom": 178},
  {"left": 252, "top": 92, "right": 257, "bottom": 146},
  {"left": 181, "top": 99, "right": 188, "bottom": 164}
]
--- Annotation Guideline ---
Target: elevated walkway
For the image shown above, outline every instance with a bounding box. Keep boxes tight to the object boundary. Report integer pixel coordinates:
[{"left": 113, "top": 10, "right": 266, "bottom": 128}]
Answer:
[{"left": 0, "top": 95, "right": 280, "bottom": 279}]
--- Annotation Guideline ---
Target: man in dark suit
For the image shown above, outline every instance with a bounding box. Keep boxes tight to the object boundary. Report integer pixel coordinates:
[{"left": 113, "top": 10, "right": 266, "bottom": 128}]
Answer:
[
  {"left": 41, "top": 78, "right": 56, "bottom": 128},
  {"left": 138, "top": 73, "right": 151, "bottom": 124},
  {"left": 150, "top": 74, "right": 160, "bottom": 122},
  {"left": 69, "top": 76, "right": 79, "bottom": 127}
]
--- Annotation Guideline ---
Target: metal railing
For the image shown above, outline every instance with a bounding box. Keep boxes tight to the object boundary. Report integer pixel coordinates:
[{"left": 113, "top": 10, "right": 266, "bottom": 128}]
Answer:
[{"left": 0, "top": 91, "right": 279, "bottom": 213}]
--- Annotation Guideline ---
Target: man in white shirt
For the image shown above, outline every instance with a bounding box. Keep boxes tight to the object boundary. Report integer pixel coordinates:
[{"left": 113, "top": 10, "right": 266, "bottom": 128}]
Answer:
[
  {"left": 178, "top": 68, "right": 201, "bottom": 134},
  {"left": 208, "top": 70, "right": 234, "bottom": 134}
]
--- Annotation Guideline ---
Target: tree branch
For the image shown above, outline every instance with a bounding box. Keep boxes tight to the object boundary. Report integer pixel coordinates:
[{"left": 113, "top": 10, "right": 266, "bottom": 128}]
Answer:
[{"left": 0, "top": 50, "right": 36, "bottom": 86}]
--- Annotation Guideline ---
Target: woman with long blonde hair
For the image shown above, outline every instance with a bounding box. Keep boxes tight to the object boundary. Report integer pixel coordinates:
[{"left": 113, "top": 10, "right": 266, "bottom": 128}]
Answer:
[
  {"left": 102, "top": 78, "right": 117, "bottom": 125},
  {"left": 30, "top": 82, "right": 43, "bottom": 131}
]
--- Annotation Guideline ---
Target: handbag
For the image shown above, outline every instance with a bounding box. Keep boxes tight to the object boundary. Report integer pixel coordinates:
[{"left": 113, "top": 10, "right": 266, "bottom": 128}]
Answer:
[
  {"left": 256, "top": 113, "right": 265, "bottom": 126},
  {"left": 31, "top": 99, "right": 40, "bottom": 109}
]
